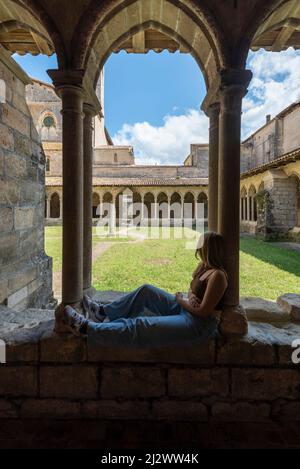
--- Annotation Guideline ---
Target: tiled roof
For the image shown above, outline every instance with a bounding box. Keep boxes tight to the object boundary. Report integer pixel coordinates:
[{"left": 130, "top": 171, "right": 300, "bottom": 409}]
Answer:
[{"left": 46, "top": 177, "right": 208, "bottom": 187}]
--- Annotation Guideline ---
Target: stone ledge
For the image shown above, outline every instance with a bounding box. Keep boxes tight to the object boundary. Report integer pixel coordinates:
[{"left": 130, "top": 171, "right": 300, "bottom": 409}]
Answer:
[{"left": 1, "top": 301, "right": 300, "bottom": 366}]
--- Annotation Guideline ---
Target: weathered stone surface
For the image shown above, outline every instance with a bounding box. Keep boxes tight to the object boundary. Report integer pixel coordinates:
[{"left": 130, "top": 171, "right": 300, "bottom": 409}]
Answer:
[
  {"left": 217, "top": 323, "right": 276, "bottom": 365},
  {"left": 2, "top": 103, "right": 30, "bottom": 137},
  {"left": 40, "top": 366, "right": 98, "bottom": 399},
  {"left": 0, "top": 400, "right": 18, "bottom": 418},
  {"left": 241, "top": 297, "right": 289, "bottom": 322},
  {"left": 152, "top": 400, "right": 208, "bottom": 421},
  {"left": 40, "top": 332, "right": 86, "bottom": 362},
  {"left": 0, "top": 366, "right": 37, "bottom": 397},
  {"left": 14, "top": 207, "right": 35, "bottom": 230},
  {"left": 168, "top": 368, "right": 229, "bottom": 398},
  {"left": 272, "top": 400, "right": 300, "bottom": 421},
  {"left": 219, "top": 305, "right": 248, "bottom": 336},
  {"left": 0, "top": 122, "right": 14, "bottom": 150},
  {"left": 277, "top": 294, "right": 300, "bottom": 321},
  {"left": 232, "top": 369, "right": 300, "bottom": 400},
  {"left": 0, "top": 207, "right": 13, "bottom": 233},
  {"left": 93, "top": 290, "right": 126, "bottom": 304},
  {"left": 0, "top": 306, "right": 54, "bottom": 337},
  {"left": 101, "top": 367, "right": 165, "bottom": 398},
  {"left": 211, "top": 402, "right": 270, "bottom": 421},
  {"left": 83, "top": 400, "right": 150, "bottom": 420},
  {"left": 88, "top": 341, "right": 215, "bottom": 365},
  {"left": 6, "top": 342, "right": 38, "bottom": 363},
  {"left": 20, "top": 399, "right": 81, "bottom": 419}
]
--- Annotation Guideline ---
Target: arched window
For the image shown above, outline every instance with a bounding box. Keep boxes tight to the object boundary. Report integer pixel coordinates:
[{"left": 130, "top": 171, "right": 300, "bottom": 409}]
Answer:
[
  {"left": 249, "top": 186, "right": 257, "bottom": 222},
  {"left": 170, "top": 193, "right": 182, "bottom": 220},
  {"left": 50, "top": 193, "right": 60, "bottom": 219},
  {"left": 92, "top": 193, "right": 100, "bottom": 218},
  {"left": 143, "top": 192, "right": 155, "bottom": 220},
  {"left": 43, "top": 115, "right": 55, "bottom": 129},
  {"left": 41, "top": 113, "right": 57, "bottom": 140},
  {"left": 157, "top": 192, "right": 169, "bottom": 219},
  {"left": 184, "top": 192, "right": 195, "bottom": 219},
  {"left": 0, "top": 79, "right": 6, "bottom": 103},
  {"left": 197, "top": 193, "right": 208, "bottom": 219},
  {"left": 241, "top": 188, "right": 247, "bottom": 221}
]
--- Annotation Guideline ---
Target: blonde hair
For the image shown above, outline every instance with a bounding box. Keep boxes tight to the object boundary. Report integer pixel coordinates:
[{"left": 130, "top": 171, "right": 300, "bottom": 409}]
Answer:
[{"left": 195, "top": 231, "right": 225, "bottom": 270}]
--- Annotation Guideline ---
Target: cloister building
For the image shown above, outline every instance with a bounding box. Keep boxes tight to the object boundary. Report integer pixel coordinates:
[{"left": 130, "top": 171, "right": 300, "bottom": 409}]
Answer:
[
  {"left": 29, "top": 78, "right": 300, "bottom": 242},
  {"left": 1, "top": 0, "right": 300, "bottom": 446}
]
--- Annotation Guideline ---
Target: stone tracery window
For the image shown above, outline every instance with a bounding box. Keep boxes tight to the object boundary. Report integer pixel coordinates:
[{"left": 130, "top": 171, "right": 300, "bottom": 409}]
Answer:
[{"left": 43, "top": 115, "right": 56, "bottom": 129}]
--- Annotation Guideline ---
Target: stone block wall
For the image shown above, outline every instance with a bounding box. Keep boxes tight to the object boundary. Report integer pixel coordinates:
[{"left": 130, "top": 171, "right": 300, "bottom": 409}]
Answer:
[
  {"left": 0, "top": 49, "right": 53, "bottom": 310},
  {"left": 0, "top": 322, "right": 300, "bottom": 424},
  {"left": 260, "top": 171, "right": 298, "bottom": 240}
]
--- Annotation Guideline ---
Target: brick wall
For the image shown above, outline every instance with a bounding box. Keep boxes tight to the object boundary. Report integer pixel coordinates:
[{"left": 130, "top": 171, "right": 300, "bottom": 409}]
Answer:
[{"left": 0, "top": 50, "right": 53, "bottom": 310}]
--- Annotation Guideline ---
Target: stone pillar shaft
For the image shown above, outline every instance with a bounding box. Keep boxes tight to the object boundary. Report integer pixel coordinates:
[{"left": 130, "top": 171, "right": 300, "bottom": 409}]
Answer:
[
  {"left": 218, "top": 85, "right": 244, "bottom": 307},
  {"left": 218, "top": 70, "right": 252, "bottom": 312},
  {"left": 59, "top": 85, "right": 84, "bottom": 305},
  {"left": 83, "top": 105, "right": 95, "bottom": 293},
  {"left": 208, "top": 103, "right": 220, "bottom": 232}
]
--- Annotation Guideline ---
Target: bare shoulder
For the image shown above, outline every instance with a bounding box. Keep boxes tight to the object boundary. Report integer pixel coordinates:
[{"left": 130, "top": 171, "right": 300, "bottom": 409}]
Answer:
[{"left": 209, "top": 269, "right": 228, "bottom": 284}]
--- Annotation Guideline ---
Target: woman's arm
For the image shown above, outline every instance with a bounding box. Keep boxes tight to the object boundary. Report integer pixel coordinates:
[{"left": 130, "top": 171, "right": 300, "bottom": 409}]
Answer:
[{"left": 176, "top": 270, "right": 228, "bottom": 317}]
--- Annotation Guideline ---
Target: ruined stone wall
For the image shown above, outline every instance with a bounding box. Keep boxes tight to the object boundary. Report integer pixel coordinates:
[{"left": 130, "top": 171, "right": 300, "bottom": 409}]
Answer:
[{"left": 0, "top": 51, "right": 53, "bottom": 310}]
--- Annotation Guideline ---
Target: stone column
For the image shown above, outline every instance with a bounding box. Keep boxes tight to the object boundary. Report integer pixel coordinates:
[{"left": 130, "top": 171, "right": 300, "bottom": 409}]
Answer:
[
  {"left": 109, "top": 193, "right": 116, "bottom": 236},
  {"left": 218, "top": 69, "right": 252, "bottom": 336},
  {"left": 48, "top": 70, "right": 84, "bottom": 314},
  {"left": 46, "top": 197, "right": 50, "bottom": 219},
  {"left": 83, "top": 104, "right": 96, "bottom": 296},
  {"left": 207, "top": 103, "right": 220, "bottom": 232}
]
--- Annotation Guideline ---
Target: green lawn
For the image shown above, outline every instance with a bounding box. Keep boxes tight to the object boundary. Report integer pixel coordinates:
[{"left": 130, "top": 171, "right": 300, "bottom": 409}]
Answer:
[{"left": 45, "top": 227, "right": 300, "bottom": 300}]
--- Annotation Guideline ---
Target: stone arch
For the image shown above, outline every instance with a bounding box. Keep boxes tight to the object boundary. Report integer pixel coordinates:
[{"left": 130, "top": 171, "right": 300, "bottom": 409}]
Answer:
[
  {"left": 92, "top": 192, "right": 100, "bottom": 218},
  {"left": 184, "top": 191, "right": 195, "bottom": 219},
  {"left": 5, "top": 1, "right": 66, "bottom": 66},
  {"left": 74, "top": 0, "right": 227, "bottom": 93},
  {"left": 157, "top": 192, "right": 169, "bottom": 219},
  {"left": 248, "top": 185, "right": 257, "bottom": 222},
  {"left": 170, "top": 192, "right": 182, "bottom": 220},
  {"left": 38, "top": 111, "right": 58, "bottom": 140},
  {"left": 197, "top": 192, "right": 208, "bottom": 219},
  {"left": 50, "top": 192, "right": 60, "bottom": 219},
  {"left": 101, "top": 191, "right": 113, "bottom": 219},
  {"left": 143, "top": 192, "right": 155, "bottom": 220},
  {"left": 240, "top": 186, "right": 247, "bottom": 221},
  {"left": 132, "top": 191, "right": 142, "bottom": 225},
  {"left": 234, "top": 0, "right": 286, "bottom": 67}
]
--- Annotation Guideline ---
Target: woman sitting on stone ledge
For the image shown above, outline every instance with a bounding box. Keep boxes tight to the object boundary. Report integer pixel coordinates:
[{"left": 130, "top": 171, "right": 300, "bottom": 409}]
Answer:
[{"left": 59, "top": 231, "right": 228, "bottom": 348}]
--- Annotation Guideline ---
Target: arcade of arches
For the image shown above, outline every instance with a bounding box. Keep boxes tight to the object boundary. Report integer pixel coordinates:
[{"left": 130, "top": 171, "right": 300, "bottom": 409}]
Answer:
[
  {"left": 2, "top": 0, "right": 300, "bottom": 442},
  {"left": 1, "top": 0, "right": 300, "bottom": 334}
]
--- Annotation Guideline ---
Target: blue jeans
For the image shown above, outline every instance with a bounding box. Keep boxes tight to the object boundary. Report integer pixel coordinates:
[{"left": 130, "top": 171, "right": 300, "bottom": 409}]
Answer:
[{"left": 87, "top": 284, "right": 219, "bottom": 348}]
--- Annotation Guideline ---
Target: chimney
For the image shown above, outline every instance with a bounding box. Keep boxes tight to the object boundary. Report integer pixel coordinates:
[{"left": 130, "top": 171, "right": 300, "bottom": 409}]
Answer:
[{"left": 266, "top": 114, "right": 271, "bottom": 124}]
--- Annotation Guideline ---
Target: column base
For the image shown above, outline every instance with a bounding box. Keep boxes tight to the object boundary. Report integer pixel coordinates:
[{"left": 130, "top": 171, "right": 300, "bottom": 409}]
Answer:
[
  {"left": 83, "top": 285, "right": 97, "bottom": 298},
  {"left": 219, "top": 305, "right": 248, "bottom": 336},
  {"left": 53, "top": 301, "right": 84, "bottom": 335}
]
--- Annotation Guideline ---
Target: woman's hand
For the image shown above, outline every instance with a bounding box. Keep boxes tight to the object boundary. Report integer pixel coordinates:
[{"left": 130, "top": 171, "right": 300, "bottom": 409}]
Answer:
[{"left": 175, "top": 292, "right": 183, "bottom": 303}]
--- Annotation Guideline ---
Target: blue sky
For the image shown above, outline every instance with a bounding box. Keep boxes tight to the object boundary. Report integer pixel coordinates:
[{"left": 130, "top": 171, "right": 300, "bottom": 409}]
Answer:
[{"left": 14, "top": 47, "right": 300, "bottom": 164}]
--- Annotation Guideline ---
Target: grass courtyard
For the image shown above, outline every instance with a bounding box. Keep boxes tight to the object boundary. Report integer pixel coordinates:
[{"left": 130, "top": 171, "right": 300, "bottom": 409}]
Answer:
[{"left": 45, "top": 226, "right": 300, "bottom": 300}]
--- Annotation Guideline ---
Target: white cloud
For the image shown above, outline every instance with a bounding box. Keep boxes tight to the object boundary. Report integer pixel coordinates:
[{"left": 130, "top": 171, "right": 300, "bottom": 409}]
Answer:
[
  {"left": 242, "top": 48, "right": 300, "bottom": 138},
  {"left": 113, "top": 48, "right": 300, "bottom": 164},
  {"left": 112, "top": 109, "right": 209, "bottom": 165}
]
